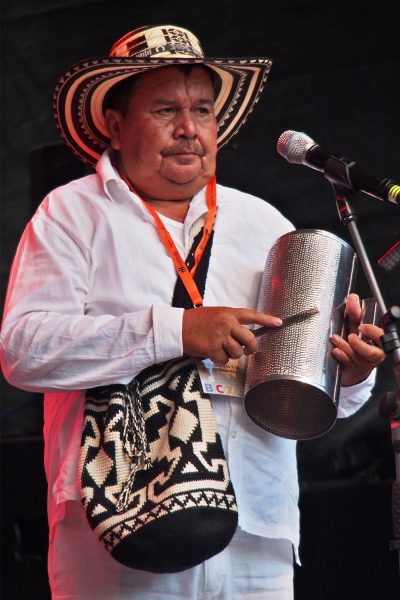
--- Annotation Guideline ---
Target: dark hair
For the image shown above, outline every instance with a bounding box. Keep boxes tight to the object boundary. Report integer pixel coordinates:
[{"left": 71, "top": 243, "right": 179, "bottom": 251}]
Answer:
[
  {"left": 103, "top": 64, "right": 221, "bottom": 116},
  {"left": 103, "top": 76, "right": 140, "bottom": 116}
]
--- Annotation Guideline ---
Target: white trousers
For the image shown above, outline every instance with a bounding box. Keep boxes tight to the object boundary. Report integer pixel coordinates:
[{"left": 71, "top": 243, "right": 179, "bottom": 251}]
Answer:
[{"left": 48, "top": 500, "right": 294, "bottom": 600}]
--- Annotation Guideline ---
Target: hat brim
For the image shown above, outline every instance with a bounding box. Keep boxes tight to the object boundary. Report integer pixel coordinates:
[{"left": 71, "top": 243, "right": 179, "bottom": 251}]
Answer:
[{"left": 53, "top": 57, "right": 273, "bottom": 167}]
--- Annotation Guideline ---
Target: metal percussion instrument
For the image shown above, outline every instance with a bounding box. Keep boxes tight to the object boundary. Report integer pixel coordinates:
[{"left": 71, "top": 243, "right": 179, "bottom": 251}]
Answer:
[{"left": 244, "top": 229, "right": 358, "bottom": 440}]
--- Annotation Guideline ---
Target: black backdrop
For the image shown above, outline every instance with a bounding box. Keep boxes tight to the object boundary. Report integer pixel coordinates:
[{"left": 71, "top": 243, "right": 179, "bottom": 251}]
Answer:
[{"left": 1, "top": 1, "right": 400, "bottom": 598}]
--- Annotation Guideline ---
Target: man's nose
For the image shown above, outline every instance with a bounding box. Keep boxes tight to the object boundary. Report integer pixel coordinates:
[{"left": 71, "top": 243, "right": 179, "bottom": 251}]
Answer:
[{"left": 173, "top": 110, "right": 197, "bottom": 139}]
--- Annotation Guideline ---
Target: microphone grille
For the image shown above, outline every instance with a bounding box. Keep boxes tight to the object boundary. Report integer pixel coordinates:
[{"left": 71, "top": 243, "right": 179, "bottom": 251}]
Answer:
[{"left": 277, "top": 130, "right": 316, "bottom": 164}]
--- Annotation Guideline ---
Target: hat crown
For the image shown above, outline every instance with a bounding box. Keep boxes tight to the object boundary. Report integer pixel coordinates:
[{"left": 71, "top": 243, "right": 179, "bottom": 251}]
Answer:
[{"left": 109, "top": 25, "right": 205, "bottom": 60}]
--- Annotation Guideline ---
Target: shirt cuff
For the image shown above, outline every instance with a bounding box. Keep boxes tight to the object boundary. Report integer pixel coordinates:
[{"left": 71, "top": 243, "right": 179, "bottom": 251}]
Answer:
[
  {"left": 337, "top": 369, "right": 376, "bottom": 418},
  {"left": 152, "top": 305, "right": 184, "bottom": 363}
]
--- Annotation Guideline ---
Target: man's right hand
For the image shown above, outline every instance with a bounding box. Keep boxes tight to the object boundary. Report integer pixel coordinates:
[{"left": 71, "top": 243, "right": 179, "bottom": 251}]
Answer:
[{"left": 182, "top": 306, "right": 282, "bottom": 365}]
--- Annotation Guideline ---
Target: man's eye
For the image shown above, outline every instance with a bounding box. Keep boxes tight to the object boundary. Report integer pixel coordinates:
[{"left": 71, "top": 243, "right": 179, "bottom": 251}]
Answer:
[{"left": 156, "top": 107, "right": 175, "bottom": 115}]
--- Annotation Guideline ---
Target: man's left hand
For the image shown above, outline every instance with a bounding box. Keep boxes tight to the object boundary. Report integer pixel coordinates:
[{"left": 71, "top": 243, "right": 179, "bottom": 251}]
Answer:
[{"left": 330, "top": 293, "right": 386, "bottom": 387}]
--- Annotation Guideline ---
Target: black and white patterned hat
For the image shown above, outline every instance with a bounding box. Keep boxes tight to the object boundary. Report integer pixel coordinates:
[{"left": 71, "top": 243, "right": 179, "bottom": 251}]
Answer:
[{"left": 53, "top": 25, "right": 273, "bottom": 166}]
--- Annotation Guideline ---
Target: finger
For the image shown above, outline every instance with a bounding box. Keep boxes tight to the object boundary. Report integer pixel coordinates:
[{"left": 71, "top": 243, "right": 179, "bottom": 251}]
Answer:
[
  {"left": 331, "top": 346, "right": 353, "bottom": 367},
  {"left": 234, "top": 308, "right": 283, "bottom": 328},
  {"left": 345, "top": 293, "right": 361, "bottom": 319},
  {"left": 345, "top": 293, "right": 362, "bottom": 335},
  {"left": 331, "top": 333, "right": 384, "bottom": 368},
  {"left": 330, "top": 335, "right": 360, "bottom": 366},
  {"left": 331, "top": 335, "right": 375, "bottom": 368},
  {"left": 222, "top": 337, "right": 245, "bottom": 360},
  {"left": 230, "top": 324, "right": 258, "bottom": 355},
  {"left": 332, "top": 340, "right": 382, "bottom": 386},
  {"left": 358, "top": 323, "right": 384, "bottom": 347},
  {"left": 347, "top": 333, "right": 385, "bottom": 365},
  {"left": 209, "top": 346, "right": 230, "bottom": 366}
]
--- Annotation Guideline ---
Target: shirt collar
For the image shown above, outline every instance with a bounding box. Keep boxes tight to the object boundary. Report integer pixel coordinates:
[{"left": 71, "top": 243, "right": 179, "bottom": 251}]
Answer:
[
  {"left": 96, "top": 149, "right": 219, "bottom": 226},
  {"left": 96, "top": 149, "right": 129, "bottom": 202}
]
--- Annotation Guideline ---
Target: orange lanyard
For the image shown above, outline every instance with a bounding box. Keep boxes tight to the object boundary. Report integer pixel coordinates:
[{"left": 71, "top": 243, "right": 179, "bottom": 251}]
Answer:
[{"left": 121, "top": 174, "right": 217, "bottom": 307}]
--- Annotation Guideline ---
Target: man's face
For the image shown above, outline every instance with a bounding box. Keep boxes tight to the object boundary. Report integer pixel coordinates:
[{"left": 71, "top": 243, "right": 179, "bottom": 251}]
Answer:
[{"left": 106, "top": 66, "right": 218, "bottom": 201}]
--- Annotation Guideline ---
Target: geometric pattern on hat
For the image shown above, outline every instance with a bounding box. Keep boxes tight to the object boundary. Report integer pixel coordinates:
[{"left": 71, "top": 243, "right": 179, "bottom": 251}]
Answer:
[{"left": 53, "top": 25, "right": 273, "bottom": 166}]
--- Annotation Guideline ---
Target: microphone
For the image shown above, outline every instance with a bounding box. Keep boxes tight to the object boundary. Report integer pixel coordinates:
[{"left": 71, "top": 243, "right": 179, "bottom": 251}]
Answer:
[{"left": 277, "top": 130, "right": 400, "bottom": 205}]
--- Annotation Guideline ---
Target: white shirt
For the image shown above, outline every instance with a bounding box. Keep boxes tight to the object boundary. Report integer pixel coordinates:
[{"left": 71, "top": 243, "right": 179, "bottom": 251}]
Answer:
[{"left": 0, "top": 150, "right": 375, "bottom": 561}]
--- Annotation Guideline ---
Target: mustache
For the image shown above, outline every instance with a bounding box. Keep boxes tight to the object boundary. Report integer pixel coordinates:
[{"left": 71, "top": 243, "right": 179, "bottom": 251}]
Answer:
[{"left": 161, "top": 141, "right": 205, "bottom": 157}]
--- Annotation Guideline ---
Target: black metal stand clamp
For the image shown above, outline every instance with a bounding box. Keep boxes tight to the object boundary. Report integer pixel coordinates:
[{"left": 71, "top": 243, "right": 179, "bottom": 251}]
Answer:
[{"left": 323, "top": 155, "right": 400, "bottom": 572}]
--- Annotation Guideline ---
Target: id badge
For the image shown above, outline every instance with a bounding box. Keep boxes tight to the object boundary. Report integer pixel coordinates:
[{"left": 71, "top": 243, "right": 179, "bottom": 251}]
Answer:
[{"left": 196, "top": 355, "right": 248, "bottom": 397}]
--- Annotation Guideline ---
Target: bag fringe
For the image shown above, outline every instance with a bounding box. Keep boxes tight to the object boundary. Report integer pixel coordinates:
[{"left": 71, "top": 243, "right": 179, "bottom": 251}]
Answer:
[{"left": 116, "top": 379, "right": 152, "bottom": 512}]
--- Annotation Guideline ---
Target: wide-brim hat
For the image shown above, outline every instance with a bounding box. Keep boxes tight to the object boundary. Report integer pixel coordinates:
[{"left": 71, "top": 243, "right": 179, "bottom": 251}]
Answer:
[{"left": 53, "top": 25, "right": 273, "bottom": 167}]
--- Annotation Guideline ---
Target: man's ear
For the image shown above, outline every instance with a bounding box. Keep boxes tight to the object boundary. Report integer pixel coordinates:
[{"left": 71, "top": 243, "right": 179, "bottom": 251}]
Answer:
[{"left": 105, "top": 108, "right": 123, "bottom": 150}]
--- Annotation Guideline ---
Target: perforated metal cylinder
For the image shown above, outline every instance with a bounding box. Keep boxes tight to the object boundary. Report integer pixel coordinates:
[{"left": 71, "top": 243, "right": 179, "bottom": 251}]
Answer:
[{"left": 244, "top": 229, "right": 357, "bottom": 440}]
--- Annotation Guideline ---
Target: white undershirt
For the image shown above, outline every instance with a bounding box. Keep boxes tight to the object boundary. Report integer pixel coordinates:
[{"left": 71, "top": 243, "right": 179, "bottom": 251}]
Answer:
[{"left": 157, "top": 213, "right": 186, "bottom": 257}]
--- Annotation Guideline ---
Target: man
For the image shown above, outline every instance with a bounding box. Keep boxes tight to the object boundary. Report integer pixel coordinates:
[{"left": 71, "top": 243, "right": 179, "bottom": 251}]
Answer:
[{"left": 0, "top": 25, "right": 384, "bottom": 599}]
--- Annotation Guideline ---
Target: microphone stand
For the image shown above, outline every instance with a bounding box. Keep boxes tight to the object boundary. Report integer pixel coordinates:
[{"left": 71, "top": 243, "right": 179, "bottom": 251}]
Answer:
[{"left": 323, "top": 156, "right": 400, "bottom": 573}]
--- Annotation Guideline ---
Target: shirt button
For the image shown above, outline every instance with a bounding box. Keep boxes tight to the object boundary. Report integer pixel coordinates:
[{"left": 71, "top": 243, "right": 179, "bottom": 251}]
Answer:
[{"left": 231, "top": 431, "right": 237, "bottom": 439}]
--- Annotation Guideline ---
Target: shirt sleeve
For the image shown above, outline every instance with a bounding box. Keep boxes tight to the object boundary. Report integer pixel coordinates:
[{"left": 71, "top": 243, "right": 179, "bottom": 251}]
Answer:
[
  {"left": 0, "top": 214, "right": 184, "bottom": 392},
  {"left": 337, "top": 369, "right": 376, "bottom": 418}
]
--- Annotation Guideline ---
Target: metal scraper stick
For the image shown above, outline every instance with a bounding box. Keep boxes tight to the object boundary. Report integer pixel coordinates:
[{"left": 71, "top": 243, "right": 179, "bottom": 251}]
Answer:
[{"left": 253, "top": 307, "right": 320, "bottom": 338}]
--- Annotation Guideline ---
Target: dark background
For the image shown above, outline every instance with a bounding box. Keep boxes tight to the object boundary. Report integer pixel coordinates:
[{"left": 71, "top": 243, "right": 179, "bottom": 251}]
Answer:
[{"left": 1, "top": 1, "right": 399, "bottom": 598}]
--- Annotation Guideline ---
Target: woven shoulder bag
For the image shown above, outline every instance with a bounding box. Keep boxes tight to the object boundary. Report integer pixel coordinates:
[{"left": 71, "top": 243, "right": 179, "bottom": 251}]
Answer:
[{"left": 79, "top": 226, "right": 238, "bottom": 571}]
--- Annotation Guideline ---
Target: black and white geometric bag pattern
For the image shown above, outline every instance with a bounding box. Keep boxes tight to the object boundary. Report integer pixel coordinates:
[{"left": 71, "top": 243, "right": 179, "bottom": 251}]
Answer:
[{"left": 79, "top": 356, "right": 238, "bottom": 572}]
